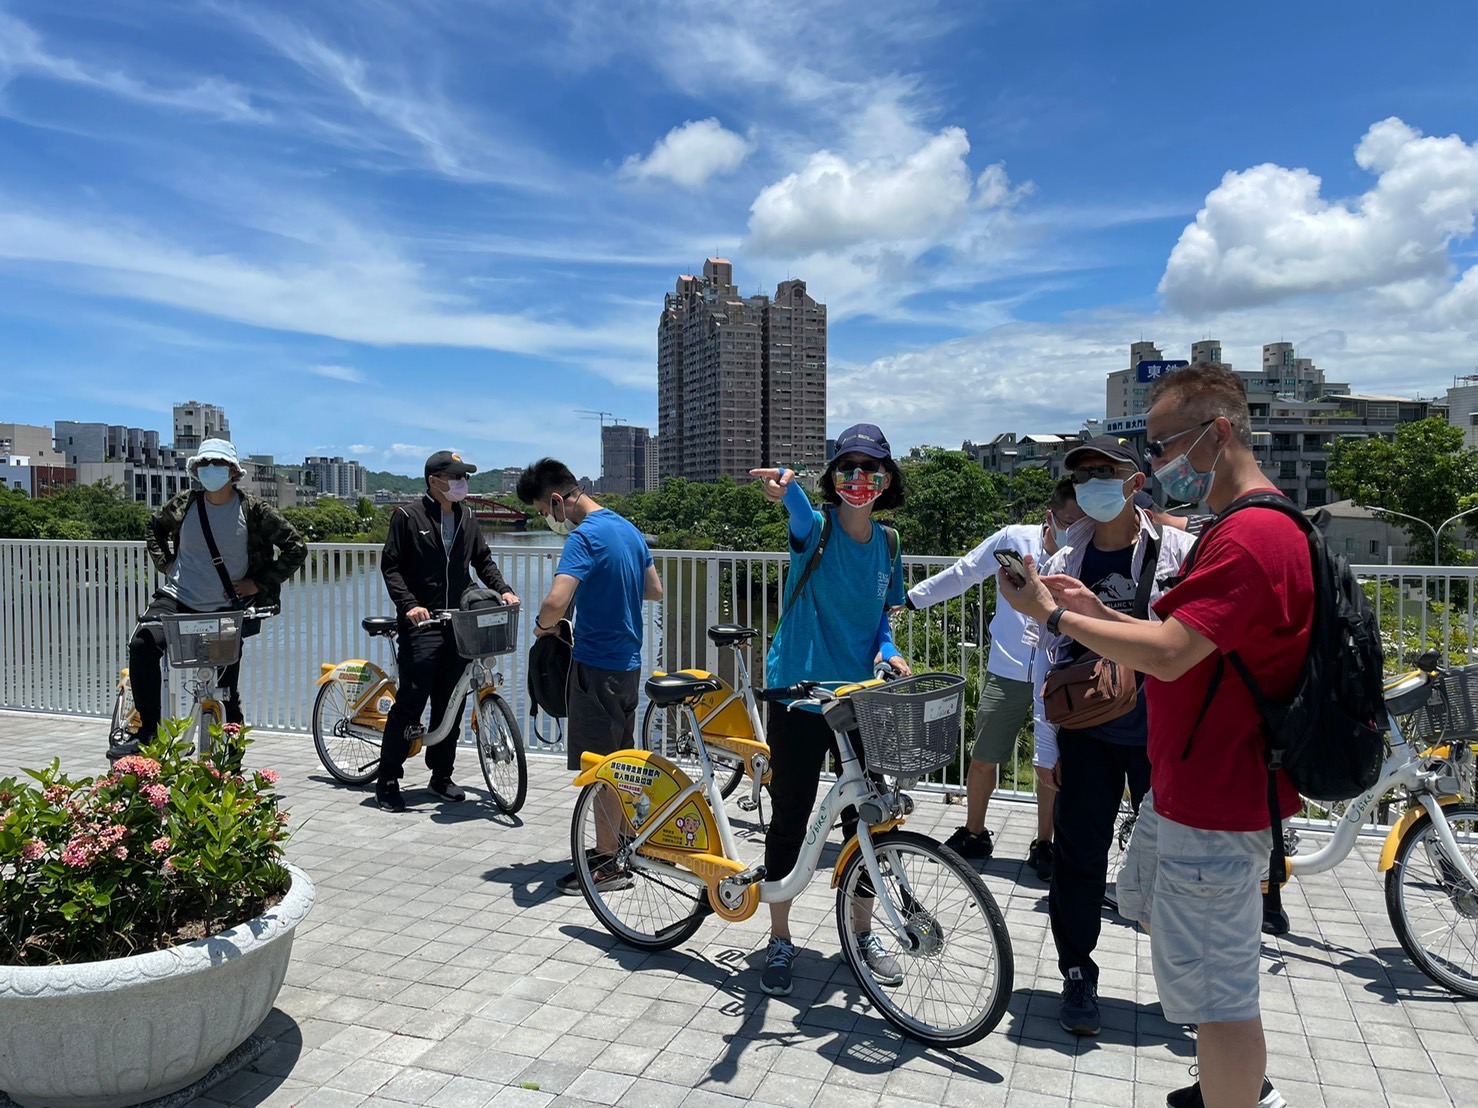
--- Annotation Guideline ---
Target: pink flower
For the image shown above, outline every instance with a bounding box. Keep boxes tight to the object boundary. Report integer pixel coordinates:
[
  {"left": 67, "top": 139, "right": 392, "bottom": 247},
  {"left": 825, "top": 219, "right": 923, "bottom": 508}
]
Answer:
[
  {"left": 258, "top": 769, "right": 281, "bottom": 785},
  {"left": 43, "top": 785, "right": 70, "bottom": 805},
  {"left": 21, "top": 839, "right": 45, "bottom": 861},
  {"left": 222, "top": 723, "right": 242, "bottom": 736},
  {"left": 162, "top": 857, "right": 177, "bottom": 874},
  {"left": 141, "top": 783, "right": 169, "bottom": 811},
  {"left": 112, "top": 755, "right": 162, "bottom": 780},
  {"left": 61, "top": 837, "right": 100, "bottom": 867},
  {"left": 100, "top": 824, "right": 129, "bottom": 846},
  {"left": 112, "top": 845, "right": 128, "bottom": 860},
  {"left": 149, "top": 835, "right": 172, "bottom": 853}
]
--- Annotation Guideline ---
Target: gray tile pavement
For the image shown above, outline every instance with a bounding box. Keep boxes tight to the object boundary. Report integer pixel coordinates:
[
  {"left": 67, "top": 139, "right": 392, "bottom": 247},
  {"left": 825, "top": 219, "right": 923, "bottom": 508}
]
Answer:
[{"left": 1, "top": 710, "right": 1472, "bottom": 1106}]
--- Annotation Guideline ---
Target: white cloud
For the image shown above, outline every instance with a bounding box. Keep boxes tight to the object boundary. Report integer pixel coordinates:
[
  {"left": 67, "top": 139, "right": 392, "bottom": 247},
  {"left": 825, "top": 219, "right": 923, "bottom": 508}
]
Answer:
[
  {"left": 621, "top": 119, "right": 754, "bottom": 189},
  {"left": 308, "top": 364, "right": 364, "bottom": 383},
  {"left": 1160, "top": 118, "right": 1478, "bottom": 313},
  {"left": 0, "top": 12, "right": 262, "bottom": 122}
]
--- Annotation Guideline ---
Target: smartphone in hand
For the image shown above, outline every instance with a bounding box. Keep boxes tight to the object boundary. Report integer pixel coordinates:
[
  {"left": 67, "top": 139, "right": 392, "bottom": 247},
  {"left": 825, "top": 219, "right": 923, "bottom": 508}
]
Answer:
[{"left": 994, "top": 549, "right": 1028, "bottom": 587}]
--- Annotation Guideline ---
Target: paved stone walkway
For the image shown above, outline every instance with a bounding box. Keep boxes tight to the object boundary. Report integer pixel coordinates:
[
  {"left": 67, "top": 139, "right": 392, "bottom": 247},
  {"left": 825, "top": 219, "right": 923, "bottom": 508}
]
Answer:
[{"left": 3, "top": 710, "right": 1474, "bottom": 1107}]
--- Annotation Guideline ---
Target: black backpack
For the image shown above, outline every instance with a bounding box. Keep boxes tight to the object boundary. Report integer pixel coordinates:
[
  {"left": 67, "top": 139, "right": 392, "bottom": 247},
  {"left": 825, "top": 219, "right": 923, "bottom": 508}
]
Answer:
[
  {"left": 1182, "top": 493, "right": 1386, "bottom": 886},
  {"left": 526, "top": 618, "right": 573, "bottom": 745}
]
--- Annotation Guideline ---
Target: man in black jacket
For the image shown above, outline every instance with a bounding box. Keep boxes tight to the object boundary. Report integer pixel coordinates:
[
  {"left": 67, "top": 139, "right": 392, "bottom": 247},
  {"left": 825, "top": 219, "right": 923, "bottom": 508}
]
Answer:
[{"left": 377, "top": 450, "right": 518, "bottom": 812}]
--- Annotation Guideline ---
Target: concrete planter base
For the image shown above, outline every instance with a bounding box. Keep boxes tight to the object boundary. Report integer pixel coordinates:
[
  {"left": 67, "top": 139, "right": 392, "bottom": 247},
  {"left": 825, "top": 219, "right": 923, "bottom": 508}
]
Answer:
[{"left": 0, "top": 864, "right": 314, "bottom": 1108}]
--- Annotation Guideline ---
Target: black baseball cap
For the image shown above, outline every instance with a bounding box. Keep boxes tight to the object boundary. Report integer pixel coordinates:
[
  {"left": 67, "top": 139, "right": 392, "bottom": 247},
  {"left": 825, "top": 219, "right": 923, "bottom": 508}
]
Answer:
[
  {"left": 1064, "top": 435, "right": 1140, "bottom": 471},
  {"left": 424, "top": 450, "right": 477, "bottom": 479},
  {"left": 828, "top": 423, "right": 892, "bottom": 465}
]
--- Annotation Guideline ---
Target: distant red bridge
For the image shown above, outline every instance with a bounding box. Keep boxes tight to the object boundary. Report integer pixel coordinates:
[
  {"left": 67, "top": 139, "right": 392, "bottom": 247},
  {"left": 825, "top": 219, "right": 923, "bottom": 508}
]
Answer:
[{"left": 466, "top": 496, "right": 527, "bottom": 527}]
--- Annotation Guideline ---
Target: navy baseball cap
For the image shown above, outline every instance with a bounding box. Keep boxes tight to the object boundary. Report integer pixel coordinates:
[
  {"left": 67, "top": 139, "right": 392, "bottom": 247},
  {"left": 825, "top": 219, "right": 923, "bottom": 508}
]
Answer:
[
  {"left": 829, "top": 424, "right": 892, "bottom": 465},
  {"left": 424, "top": 450, "right": 477, "bottom": 478}
]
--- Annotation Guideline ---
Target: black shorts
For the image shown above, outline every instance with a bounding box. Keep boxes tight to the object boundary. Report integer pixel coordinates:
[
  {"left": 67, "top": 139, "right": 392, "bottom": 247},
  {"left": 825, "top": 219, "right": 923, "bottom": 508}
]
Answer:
[{"left": 566, "top": 660, "right": 639, "bottom": 771}]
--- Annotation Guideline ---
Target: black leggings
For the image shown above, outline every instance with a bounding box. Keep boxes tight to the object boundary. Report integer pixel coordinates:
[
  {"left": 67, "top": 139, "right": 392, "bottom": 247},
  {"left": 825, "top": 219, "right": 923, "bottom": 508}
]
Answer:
[{"left": 763, "top": 704, "right": 866, "bottom": 882}]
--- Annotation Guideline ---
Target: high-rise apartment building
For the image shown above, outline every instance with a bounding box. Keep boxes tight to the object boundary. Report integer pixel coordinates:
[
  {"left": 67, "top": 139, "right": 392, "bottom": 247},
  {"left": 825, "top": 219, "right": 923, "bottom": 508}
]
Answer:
[
  {"left": 173, "top": 401, "right": 230, "bottom": 453},
  {"left": 599, "top": 424, "right": 652, "bottom": 496},
  {"left": 657, "top": 259, "right": 826, "bottom": 483},
  {"left": 54, "top": 420, "right": 191, "bottom": 507},
  {"left": 303, "top": 456, "right": 368, "bottom": 500}
]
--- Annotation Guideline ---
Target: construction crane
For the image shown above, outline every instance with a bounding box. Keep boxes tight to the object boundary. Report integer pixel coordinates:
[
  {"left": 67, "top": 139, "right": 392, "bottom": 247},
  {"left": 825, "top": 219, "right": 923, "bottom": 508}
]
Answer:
[{"left": 576, "top": 410, "right": 628, "bottom": 430}]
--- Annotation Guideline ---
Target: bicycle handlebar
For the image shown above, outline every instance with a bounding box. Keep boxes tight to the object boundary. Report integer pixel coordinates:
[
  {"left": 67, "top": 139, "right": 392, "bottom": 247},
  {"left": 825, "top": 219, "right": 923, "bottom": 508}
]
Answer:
[
  {"left": 756, "top": 669, "right": 897, "bottom": 705},
  {"left": 138, "top": 605, "right": 280, "bottom": 626}
]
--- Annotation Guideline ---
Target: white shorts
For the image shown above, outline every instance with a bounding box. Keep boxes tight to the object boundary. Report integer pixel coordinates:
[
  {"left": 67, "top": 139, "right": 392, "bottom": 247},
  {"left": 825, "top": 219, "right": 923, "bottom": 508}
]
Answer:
[{"left": 1117, "top": 795, "right": 1272, "bottom": 1025}]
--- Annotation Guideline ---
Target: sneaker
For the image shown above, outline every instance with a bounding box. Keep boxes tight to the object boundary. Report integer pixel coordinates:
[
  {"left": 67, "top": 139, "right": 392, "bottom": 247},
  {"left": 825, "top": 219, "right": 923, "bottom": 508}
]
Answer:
[
  {"left": 943, "top": 825, "right": 994, "bottom": 859},
  {"left": 760, "top": 936, "right": 797, "bottom": 996},
  {"left": 1166, "top": 1077, "right": 1285, "bottom": 1108},
  {"left": 856, "top": 931, "right": 904, "bottom": 986},
  {"left": 1262, "top": 892, "right": 1291, "bottom": 936},
  {"left": 106, "top": 738, "right": 142, "bottom": 763},
  {"left": 557, "top": 853, "right": 632, "bottom": 896},
  {"left": 1059, "top": 967, "right": 1100, "bottom": 1035},
  {"left": 429, "top": 777, "right": 466, "bottom": 802},
  {"left": 375, "top": 780, "right": 406, "bottom": 813},
  {"left": 1027, "top": 839, "right": 1054, "bottom": 881}
]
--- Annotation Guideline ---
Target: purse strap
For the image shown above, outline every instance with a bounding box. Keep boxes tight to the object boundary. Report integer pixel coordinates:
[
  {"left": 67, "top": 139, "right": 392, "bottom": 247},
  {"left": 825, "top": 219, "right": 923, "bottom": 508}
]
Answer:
[
  {"left": 194, "top": 493, "right": 242, "bottom": 604},
  {"left": 1131, "top": 532, "right": 1160, "bottom": 621}
]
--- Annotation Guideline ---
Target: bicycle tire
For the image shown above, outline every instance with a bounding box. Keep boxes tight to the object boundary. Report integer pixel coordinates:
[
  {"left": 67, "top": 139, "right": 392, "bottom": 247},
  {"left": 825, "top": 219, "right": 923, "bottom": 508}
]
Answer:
[
  {"left": 474, "top": 692, "right": 527, "bottom": 814},
  {"left": 640, "top": 701, "right": 745, "bottom": 801},
  {"left": 835, "top": 829, "right": 1014, "bottom": 1047},
  {"left": 570, "top": 779, "right": 709, "bottom": 951},
  {"left": 1384, "top": 801, "right": 1478, "bottom": 998},
  {"left": 1103, "top": 799, "right": 1137, "bottom": 914},
  {"left": 312, "top": 678, "right": 381, "bottom": 785}
]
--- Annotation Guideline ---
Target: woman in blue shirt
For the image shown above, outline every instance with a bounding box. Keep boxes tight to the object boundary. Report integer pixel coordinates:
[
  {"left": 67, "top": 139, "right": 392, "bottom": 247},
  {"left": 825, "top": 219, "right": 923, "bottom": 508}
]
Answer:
[{"left": 748, "top": 423, "right": 911, "bottom": 997}]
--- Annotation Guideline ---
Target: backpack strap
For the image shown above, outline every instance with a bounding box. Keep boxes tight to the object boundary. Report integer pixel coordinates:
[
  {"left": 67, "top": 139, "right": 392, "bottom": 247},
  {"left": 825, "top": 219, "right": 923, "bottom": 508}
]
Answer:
[
  {"left": 1131, "top": 532, "right": 1160, "bottom": 622},
  {"left": 194, "top": 492, "right": 241, "bottom": 605},
  {"left": 775, "top": 509, "right": 832, "bottom": 632}
]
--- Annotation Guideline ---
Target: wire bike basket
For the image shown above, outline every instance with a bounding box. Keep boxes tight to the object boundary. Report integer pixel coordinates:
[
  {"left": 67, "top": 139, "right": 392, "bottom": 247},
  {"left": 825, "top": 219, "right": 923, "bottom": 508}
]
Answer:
[
  {"left": 1412, "top": 663, "right": 1478, "bottom": 743},
  {"left": 160, "top": 612, "right": 245, "bottom": 668},
  {"left": 450, "top": 604, "right": 520, "bottom": 660},
  {"left": 850, "top": 673, "right": 966, "bottom": 776}
]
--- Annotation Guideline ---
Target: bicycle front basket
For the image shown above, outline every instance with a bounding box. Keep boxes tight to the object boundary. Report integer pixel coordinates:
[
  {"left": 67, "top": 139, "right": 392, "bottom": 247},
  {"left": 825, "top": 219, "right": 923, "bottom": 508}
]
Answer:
[
  {"left": 1418, "top": 663, "right": 1478, "bottom": 743},
  {"left": 450, "top": 604, "right": 520, "bottom": 660},
  {"left": 161, "top": 612, "right": 244, "bottom": 668},
  {"left": 849, "top": 672, "right": 965, "bottom": 776}
]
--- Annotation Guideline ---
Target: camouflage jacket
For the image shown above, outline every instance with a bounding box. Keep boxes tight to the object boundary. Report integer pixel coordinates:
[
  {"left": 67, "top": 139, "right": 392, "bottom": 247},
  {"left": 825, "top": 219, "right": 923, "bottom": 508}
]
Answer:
[{"left": 145, "top": 489, "right": 308, "bottom": 607}]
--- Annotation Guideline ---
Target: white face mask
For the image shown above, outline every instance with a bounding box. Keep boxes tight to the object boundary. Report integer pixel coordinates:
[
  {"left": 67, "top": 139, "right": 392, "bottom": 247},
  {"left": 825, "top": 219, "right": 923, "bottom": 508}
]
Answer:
[
  {"left": 1075, "top": 478, "right": 1130, "bottom": 523},
  {"left": 443, "top": 478, "right": 469, "bottom": 502},
  {"left": 544, "top": 492, "right": 578, "bottom": 536},
  {"left": 196, "top": 464, "right": 232, "bottom": 492}
]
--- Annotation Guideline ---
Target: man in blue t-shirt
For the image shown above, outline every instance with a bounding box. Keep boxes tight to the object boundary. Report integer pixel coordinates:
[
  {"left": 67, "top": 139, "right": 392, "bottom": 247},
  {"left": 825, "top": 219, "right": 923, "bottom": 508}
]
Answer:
[{"left": 517, "top": 458, "right": 663, "bottom": 895}]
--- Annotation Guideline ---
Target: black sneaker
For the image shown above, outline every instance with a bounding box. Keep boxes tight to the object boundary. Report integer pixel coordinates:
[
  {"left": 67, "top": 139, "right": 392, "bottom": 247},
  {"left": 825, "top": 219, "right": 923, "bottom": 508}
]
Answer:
[
  {"left": 760, "top": 936, "right": 797, "bottom": 996},
  {"left": 557, "top": 852, "right": 632, "bottom": 896},
  {"left": 429, "top": 777, "right": 466, "bottom": 802},
  {"left": 375, "top": 780, "right": 406, "bottom": 813},
  {"left": 1166, "top": 1077, "right": 1285, "bottom": 1108},
  {"left": 106, "top": 738, "right": 142, "bottom": 763},
  {"left": 1059, "top": 967, "right": 1100, "bottom": 1035},
  {"left": 943, "top": 826, "right": 993, "bottom": 859},
  {"left": 1027, "top": 839, "right": 1054, "bottom": 881},
  {"left": 1262, "top": 891, "right": 1291, "bottom": 935}
]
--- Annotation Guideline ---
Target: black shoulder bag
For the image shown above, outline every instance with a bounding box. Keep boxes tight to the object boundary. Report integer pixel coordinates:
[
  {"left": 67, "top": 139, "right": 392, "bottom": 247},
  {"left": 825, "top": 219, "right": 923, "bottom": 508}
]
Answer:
[{"left": 195, "top": 494, "right": 263, "bottom": 638}]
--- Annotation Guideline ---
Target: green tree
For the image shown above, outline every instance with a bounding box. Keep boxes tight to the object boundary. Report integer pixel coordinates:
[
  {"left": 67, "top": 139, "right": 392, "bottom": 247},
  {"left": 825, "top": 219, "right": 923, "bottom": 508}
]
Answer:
[
  {"left": 1327, "top": 419, "right": 1478, "bottom": 564},
  {"left": 893, "top": 448, "right": 1006, "bottom": 557},
  {"left": 282, "top": 500, "right": 361, "bottom": 543},
  {"left": 0, "top": 486, "right": 46, "bottom": 538}
]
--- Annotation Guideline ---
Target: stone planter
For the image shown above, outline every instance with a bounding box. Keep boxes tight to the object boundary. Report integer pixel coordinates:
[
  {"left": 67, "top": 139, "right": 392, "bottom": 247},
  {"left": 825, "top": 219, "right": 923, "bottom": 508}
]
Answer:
[{"left": 0, "top": 864, "right": 314, "bottom": 1108}]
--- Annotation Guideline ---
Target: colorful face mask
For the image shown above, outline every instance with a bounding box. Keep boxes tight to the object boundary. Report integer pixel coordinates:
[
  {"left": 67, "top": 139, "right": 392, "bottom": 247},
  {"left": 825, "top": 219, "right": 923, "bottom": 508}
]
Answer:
[
  {"left": 835, "top": 467, "right": 885, "bottom": 508},
  {"left": 443, "top": 478, "right": 469, "bottom": 502},
  {"left": 1153, "top": 425, "right": 1220, "bottom": 504},
  {"left": 195, "top": 464, "right": 232, "bottom": 492}
]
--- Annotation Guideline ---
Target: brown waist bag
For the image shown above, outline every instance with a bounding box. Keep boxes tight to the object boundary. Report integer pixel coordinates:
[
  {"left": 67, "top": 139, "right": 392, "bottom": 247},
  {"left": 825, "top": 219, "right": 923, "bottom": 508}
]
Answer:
[
  {"left": 1040, "top": 531, "right": 1159, "bottom": 730},
  {"left": 1042, "top": 653, "right": 1137, "bottom": 728}
]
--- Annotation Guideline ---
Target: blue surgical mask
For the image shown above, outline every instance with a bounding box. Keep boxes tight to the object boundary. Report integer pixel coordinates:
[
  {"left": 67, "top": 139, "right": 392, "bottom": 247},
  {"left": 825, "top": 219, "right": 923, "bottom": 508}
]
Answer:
[
  {"left": 196, "top": 464, "right": 232, "bottom": 492},
  {"left": 1053, "top": 526, "right": 1072, "bottom": 547},
  {"left": 1075, "top": 478, "right": 1130, "bottom": 523},
  {"left": 1154, "top": 425, "right": 1220, "bottom": 504}
]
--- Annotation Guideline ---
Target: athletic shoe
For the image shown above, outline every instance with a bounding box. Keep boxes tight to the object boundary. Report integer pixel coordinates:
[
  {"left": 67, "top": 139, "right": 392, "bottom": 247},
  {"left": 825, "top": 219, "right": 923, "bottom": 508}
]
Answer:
[
  {"left": 106, "top": 738, "right": 142, "bottom": 763},
  {"left": 856, "top": 931, "right": 904, "bottom": 986},
  {"left": 1027, "top": 838, "right": 1054, "bottom": 881},
  {"left": 760, "top": 936, "right": 797, "bottom": 996},
  {"left": 943, "top": 825, "right": 994, "bottom": 859},
  {"left": 1166, "top": 1076, "right": 1285, "bottom": 1107},
  {"left": 1059, "top": 967, "right": 1101, "bottom": 1035},
  {"left": 429, "top": 777, "right": 466, "bottom": 802},
  {"left": 375, "top": 780, "right": 406, "bottom": 813},
  {"left": 556, "top": 852, "right": 632, "bottom": 896}
]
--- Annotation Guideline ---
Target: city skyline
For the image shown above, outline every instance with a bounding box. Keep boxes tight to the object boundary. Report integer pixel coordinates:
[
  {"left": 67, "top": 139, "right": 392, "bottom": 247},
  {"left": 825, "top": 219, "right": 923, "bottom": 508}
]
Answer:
[{"left": 2, "top": 2, "right": 1476, "bottom": 477}]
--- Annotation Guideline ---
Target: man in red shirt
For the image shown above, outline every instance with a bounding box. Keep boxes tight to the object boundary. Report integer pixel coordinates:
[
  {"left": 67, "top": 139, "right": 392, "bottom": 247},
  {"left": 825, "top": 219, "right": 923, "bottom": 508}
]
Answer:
[{"left": 1000, "top": 363, "right": 1305, "bottom": 1108}]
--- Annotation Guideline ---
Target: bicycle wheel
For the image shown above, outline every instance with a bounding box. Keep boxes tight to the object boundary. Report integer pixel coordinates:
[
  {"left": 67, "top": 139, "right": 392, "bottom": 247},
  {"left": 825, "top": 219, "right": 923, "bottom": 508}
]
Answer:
[
  {"left": 835, "top": 829, "right": 1014, "bottom": 1047},
  {"left": 1103, "top": 798, "right": 1137, "bottom": 913},
  {"left": 640, "top": 701, "right": 745, "bottom": 800},
  {"left": 1384, "top": 802, "right": 1478, "bottom": 998},
  {"left": 474, "top": 692, "right": 527, "bottom": 814},
  {"left": 570, "top": 779, "right": 709, "bottom": 950},
  {"left": 108, "top": 680, "right": 138, "bottom": 746},
  {"left": 312, "top": 678, "right": 381, "bottom": 785}
]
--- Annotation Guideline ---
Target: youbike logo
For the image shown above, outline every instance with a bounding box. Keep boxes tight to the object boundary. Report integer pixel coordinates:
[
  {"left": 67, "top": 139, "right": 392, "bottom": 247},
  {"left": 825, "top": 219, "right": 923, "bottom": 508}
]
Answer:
[{"left": 804, "top": 802, "right": 830, "bottom": 845}]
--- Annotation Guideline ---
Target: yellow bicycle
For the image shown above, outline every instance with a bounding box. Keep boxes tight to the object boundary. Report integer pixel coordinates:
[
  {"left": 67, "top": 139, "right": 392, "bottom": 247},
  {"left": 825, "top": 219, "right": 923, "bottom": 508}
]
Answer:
[{"left": 570, "top": 671, "right": 1014, "bottom": 1047}]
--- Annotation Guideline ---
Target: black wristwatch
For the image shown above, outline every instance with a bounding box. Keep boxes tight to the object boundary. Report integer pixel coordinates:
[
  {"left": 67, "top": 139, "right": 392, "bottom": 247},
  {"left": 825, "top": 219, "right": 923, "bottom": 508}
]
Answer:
[{"left": 1045, "top": 607, "right": 1067, "bottom": 634}]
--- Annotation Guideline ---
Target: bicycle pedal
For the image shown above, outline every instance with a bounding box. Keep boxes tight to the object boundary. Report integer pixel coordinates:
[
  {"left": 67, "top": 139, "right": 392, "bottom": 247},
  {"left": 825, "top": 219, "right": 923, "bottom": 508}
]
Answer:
[
  {"left": 728, "top": 865, "right": 766, "bottom": 886},
  {"left": 737, "top": 797, "right": 759, "bottom": 812}
]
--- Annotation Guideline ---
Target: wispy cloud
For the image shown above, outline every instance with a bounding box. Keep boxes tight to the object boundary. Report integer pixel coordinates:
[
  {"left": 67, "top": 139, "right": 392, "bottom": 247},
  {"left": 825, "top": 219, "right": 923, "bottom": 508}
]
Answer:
[{"left": 307, "top": 363, "right": 364, "bottom": 383}]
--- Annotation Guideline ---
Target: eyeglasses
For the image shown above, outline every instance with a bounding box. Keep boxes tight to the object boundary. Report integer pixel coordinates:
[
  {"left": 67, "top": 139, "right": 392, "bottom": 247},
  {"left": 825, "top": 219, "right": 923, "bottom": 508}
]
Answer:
[
  {"left": 833, "top": 458, "right": 882, "bottom": 474},
  {"left": 1143, "top": 419, "right": 1215, "bottom": 461},
  {"left": 1071, "top": 464, "right": 1132, "bottom": 484}
]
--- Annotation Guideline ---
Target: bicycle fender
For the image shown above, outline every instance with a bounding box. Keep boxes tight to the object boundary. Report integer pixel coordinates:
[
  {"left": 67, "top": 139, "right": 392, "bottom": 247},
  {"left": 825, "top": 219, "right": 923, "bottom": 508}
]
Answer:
[
  {"left": 572, "top": 750, "right": 723, "bottom": 852},
  {"left": 315, "top": 659, "right": 373, "bottom": 687},
  {"left": 1378, "top": 796, "right": 1463, "bottom": 873},
  {"left": 830, "top": 821, "right": 904, "bottom": 888}
]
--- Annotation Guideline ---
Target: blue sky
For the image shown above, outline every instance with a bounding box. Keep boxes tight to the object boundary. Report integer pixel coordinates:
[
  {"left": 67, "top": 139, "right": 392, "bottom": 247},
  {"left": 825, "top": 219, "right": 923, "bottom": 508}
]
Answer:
[{"left": 2, "top": 0, "right": 1477, "bottom": 478}]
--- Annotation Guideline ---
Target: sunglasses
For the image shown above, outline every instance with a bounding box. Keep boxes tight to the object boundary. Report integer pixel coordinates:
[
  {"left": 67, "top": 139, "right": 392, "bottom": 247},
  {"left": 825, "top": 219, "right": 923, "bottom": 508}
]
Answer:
[
  {"left": 1071, "top": 464, "right": 1132, "bottom": 484},
  {"left": 1143, "top": 419, "right": 1215, "bottom": 461},
  {"left": 833, "top": 457, "right": 882, "bottom": 474}
]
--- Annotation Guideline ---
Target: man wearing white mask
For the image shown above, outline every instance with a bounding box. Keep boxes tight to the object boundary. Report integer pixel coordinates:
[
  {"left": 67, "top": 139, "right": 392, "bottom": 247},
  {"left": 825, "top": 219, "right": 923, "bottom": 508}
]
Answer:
[
  {"left": 1028, "top": 436, "right": 1195, "bottom": 1036},
  {"left": 112, "top": 438, "right": 306, "bottom": 760},
  {"left": 377, "top": 451, "right": 519, "bottom": 812}
]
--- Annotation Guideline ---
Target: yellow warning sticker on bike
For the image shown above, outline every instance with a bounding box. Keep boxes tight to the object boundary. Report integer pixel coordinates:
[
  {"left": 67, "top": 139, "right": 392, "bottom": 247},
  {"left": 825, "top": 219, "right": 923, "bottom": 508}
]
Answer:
[
  {"left": 600, "top": 757, "right": 710, "bottom": 850},
  {"left": 654, "top": 800, "right": 711, "bottom": 851}
]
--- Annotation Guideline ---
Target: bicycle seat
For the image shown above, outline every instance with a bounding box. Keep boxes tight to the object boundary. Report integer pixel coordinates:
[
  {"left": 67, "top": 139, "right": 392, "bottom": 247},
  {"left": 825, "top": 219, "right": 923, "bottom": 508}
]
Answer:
[
  {"left": 1384, "top": 669, "right": 1434, "bottom": 716},
  {"left": 645, "top": 672, "right": 725, "bottom": 706},
  {"left": 707, "top": 624, "right": 759, "bottom": 647},
  {"left": 361, "top": 616, "right": 399, "bottom": 638}
]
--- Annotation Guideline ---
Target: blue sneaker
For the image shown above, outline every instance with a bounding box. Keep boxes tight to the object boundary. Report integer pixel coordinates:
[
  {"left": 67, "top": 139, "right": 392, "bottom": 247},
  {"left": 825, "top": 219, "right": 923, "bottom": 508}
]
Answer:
[{"left": 760, "top": 936, "right": 797, "bottom": 996}]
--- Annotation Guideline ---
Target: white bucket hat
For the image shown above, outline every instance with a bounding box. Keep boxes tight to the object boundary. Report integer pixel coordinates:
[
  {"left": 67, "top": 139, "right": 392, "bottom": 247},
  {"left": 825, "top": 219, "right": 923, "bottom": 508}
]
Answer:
[{"left": 188, "top": 437, "right": 240, "bottom": 472}]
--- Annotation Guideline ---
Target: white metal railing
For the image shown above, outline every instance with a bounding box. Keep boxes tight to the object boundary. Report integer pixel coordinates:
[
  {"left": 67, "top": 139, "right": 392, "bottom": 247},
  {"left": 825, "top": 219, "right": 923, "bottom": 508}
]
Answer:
[{"left": 2, "top": 540, "right": 1476, "bottom": 806}]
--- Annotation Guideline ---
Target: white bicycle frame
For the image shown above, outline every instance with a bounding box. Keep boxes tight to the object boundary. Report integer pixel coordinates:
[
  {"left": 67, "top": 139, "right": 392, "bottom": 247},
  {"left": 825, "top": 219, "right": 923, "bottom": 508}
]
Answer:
[
  {"left": 1286, "top": 705, "right": 1478, "bottom": 890},
  {"left": 370, "top": 616, "right": 498, "bottom": 750},
  {"left": 617, "top": 694, "right": 917, "bottom": 941}
]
